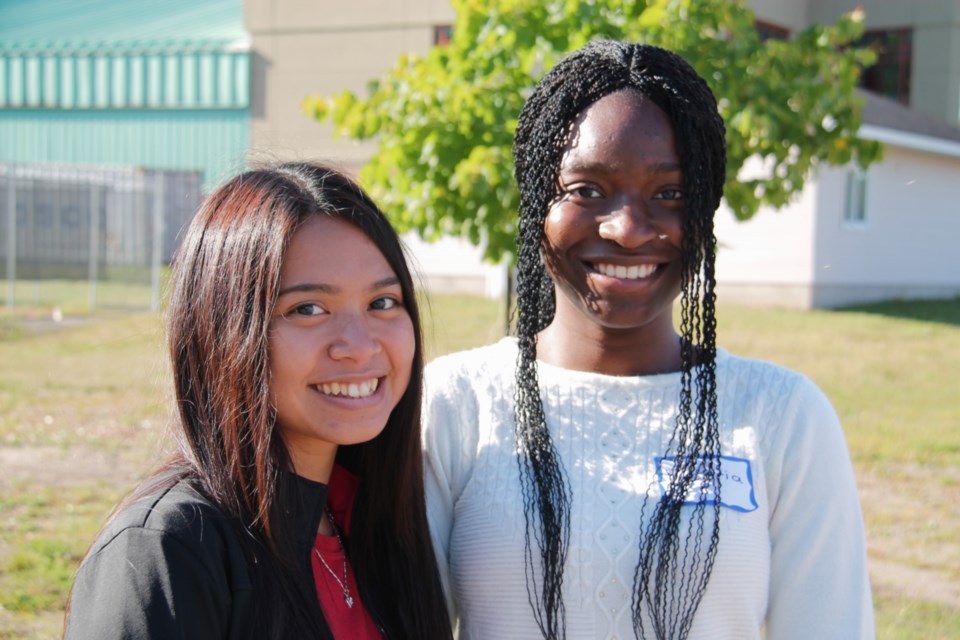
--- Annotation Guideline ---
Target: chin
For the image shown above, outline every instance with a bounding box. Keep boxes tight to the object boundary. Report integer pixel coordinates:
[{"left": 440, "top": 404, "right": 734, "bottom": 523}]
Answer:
[
  {"left": 584, "top": 305, "right": 672, "bottom": 331},
  {"left": 338, "top": 424, "right": 392, "bottom": 446}
]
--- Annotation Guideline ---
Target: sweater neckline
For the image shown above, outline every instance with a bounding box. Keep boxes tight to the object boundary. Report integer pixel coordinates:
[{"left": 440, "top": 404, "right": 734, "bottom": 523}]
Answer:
[{"left": 496, "top": 337, "right": 728, "bottom": 387}]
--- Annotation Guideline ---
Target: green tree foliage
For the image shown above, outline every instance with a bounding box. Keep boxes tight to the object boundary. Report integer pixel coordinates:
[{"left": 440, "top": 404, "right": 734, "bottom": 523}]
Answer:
[{"left": 304, "top": 0, "right": 882, "bottom": 262}]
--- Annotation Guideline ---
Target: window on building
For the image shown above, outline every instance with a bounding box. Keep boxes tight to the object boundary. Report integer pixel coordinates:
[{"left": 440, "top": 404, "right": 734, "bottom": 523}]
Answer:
[
  {"left": 844, "top": 168, "right": 868, "bottom": 225},
  {"left": 857, "top": 28, "right": 912, "bottom": 105},
  {"left": 755, "top": 20, "right": 790, "bottom": 42},
  {"left": 434, "top": 25, "right": 452, "bottom": 46}
]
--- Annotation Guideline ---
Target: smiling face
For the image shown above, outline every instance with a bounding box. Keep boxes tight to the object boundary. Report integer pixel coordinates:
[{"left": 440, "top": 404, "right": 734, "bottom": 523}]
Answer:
[
  {"left": 540, "top": 90, "right": 685, "bottom": 369},
  {"left": 268, "top": 214, "right": 415, "bottom": 482},
  {"left": 543, "top": 91, "right": 683, "bottom": 352}
]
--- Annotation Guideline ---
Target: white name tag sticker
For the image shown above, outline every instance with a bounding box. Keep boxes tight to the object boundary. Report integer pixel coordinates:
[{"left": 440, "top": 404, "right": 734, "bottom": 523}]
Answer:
[{"left": 655, "top": 455, "right": 758, "bottom": 513}]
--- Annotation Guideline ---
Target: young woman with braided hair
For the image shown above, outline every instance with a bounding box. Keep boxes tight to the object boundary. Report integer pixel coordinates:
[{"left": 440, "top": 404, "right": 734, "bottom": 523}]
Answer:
[{"left": 423, "top": 41, "right": 873, "bottom": 639}]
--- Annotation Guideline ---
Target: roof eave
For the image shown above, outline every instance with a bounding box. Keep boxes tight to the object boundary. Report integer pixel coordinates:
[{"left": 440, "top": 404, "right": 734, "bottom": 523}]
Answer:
[{"left": 859, "top": 124, "right": 960, "bottom": 160}]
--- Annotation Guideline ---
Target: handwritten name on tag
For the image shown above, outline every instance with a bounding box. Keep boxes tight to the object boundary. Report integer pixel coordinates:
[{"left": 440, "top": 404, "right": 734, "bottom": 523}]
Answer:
[{"left": 655, "top": 455, "right": 758, "bottom": 513}]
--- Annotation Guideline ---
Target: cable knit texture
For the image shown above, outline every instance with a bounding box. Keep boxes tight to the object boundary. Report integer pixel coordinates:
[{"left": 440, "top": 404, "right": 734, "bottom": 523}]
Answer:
[{"left": 423, "top": 338, "right": 873, "bottom": 640}]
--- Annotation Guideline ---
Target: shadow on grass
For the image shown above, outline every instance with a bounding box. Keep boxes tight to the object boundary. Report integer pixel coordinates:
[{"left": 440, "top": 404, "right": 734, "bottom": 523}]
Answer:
[{"left": 835, "top": 297, "right": 960, "bottom": 327}]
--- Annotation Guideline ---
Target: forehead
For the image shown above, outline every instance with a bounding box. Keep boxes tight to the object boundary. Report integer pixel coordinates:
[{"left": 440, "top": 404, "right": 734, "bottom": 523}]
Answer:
[
  {"left": 280, "top": 215, "right": 395, "bottom": 283},
  {"left": 560, "top": 90, "right": 677, "bottom": 169}
]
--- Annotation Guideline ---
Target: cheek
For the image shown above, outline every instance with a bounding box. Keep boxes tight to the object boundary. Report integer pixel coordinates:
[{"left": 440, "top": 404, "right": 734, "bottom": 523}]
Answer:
[
  {"left": 656, "top": 206, "right": 685, "bottom": 244},
  {"left": 387, "top": 318, "right": 417, "bottom": 393},
  {"left": 542, "top": 205, "right": 575, "bottom": 252},
  {"left": 267, "top": 326, "right": 309, "bottom": 388},
  {"left": 665, "top": 214, "right": 684, "bottom": 244},
  {"left": 541, "top": 206, "right": 580, "bottom": 274},
  {"left": 266, "top": 334, "right": 281, "bottom": 395}
]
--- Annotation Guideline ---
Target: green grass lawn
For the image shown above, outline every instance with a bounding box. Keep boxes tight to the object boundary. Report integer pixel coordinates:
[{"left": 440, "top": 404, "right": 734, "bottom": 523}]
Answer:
[{"left": 0, "top": 294, "right": 957, "bottom": 638}]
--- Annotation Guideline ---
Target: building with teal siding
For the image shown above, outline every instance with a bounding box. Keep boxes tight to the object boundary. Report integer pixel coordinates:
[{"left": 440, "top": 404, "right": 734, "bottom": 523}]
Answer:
[
  {"left": 1, "top": 0, "right": 250, "bottom": 313},
  {"left": 0, "top": 0, "right": 250, "bottom": 193}
]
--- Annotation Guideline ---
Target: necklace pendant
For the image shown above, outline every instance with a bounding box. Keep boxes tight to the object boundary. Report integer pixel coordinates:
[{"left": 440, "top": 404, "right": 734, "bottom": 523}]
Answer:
[{"left": 345, "top": 595, "right": 354, "bottom": 609}]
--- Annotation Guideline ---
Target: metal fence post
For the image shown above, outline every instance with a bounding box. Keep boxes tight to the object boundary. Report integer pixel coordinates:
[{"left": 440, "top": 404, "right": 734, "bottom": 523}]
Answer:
[
  {"left": 151, "top": 172, "right": 164, "bottom": 312},
  {"left": 5, "top": 173, "right": 16, "bottom": 316},
  {"left": 88, "top": 181, "right": 100, "bottom": 313}
]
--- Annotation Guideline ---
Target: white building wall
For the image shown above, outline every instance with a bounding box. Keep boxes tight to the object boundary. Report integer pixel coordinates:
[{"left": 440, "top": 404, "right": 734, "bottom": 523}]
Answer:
[
  {"left": 713, "top": 180, "right": 819, "bottom": 309},
  {"left": 716, "top": 143, "right": 960, "bottom": 309},
  {"left": 401, "top": 232, "right": 508, "bottom": 299},
  {"left": 808, "top": 147, "right": 960, "bottom": 307}
]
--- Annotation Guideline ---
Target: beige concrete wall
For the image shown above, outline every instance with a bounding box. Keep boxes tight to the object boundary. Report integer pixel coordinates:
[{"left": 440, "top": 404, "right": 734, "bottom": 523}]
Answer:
[
  {"left": 245, "top": 0, "right": 455, "bottom": 171},
  {"left": 748, "top": 0, "right": 811, "bottom": 32},
  {"left": 807, "top": 0, "right": 960, "bottom": 127}
]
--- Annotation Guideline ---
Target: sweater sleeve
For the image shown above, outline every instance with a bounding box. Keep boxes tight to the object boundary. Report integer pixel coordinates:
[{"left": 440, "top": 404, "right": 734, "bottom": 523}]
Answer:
[
  {"left": 421, "top": 357, "right": 482, "bottom": 624},
  {"left": 763, "top": 376, "right": 874, "bottom": 640},
  {"left": 65, "top": 523, "right": 232, "bottom": 639}
]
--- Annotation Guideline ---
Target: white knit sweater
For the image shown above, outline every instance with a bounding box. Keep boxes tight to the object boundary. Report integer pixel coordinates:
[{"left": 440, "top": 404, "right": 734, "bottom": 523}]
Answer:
[{"left": 423, "top": 338, "right": 873, "bottom": 640}]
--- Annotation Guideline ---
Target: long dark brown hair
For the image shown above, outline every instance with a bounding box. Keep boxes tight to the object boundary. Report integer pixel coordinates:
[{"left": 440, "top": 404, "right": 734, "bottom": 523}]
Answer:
[
  {"left": 512, "top": 41, "right": 727, "bottom": 640},
  {"left": 72, "top": 163, "right": 451, "bottom": 639}
]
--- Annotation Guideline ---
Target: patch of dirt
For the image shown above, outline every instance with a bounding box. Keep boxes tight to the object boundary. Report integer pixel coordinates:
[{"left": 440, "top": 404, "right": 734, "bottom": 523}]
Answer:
[
  {"left": 870, "top": 558, "right": 960, "bottom": 608},
  {"left": 0, "top": 606, "right": 64, "bottom": 640},
  {"left": 14, "top": 316, "right": 95, "bottom": 335},
  {"left": 0, "top": 444, "right": 162, "bottom": 491},
  {"left": 857, "top": 463, "right": 960, "bottom": 608}
]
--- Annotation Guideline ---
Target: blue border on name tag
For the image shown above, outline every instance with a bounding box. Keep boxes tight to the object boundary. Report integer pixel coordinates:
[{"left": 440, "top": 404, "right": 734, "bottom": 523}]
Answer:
[{"left": 655, "top": 454, "right": 758, "bottom": 513}]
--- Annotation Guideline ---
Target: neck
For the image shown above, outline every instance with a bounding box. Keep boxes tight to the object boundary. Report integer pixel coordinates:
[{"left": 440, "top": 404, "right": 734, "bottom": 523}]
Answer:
[
  {"left": 286, "top": 442, "right": 338, "bottom": 485},
  {"left": 536, "top": 311, "right": 682, "bottom": 377},
  {"left": 317, "top": 507, "right": 337, "bottom": 536}
]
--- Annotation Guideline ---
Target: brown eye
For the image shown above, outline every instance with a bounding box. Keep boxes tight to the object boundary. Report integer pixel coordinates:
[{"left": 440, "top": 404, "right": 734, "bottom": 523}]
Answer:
[
  {"left": 654, "top": 188, "right": 684, "bottom": 201},
  {"left": 572, "top": 186, "right": 603, "bottom": 198},
  {"left": 370, "top": 296, "right": 402, "bottom": 311},
  {"left": 290, "top": 303, "right": 324, "bottom": 317}
]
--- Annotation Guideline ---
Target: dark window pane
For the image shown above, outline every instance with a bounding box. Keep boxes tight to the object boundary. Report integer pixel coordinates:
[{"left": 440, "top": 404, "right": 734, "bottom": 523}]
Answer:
[{"left": 857, "top": 28, "right": 912, "bottom": 105}]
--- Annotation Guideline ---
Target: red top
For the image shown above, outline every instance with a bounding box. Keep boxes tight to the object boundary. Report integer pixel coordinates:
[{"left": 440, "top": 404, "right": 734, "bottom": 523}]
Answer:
[{"left": 311, "top": 465, "right": 382, "bottom": 639}]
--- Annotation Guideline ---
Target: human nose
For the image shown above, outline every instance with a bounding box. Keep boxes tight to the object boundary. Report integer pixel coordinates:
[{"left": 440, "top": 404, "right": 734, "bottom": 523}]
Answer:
[
  {"left": 328, "top": 315, "right": 382, "bottom": 362},
  {"left": 597, "top": 197, "right": 659, "bottom": 249}
]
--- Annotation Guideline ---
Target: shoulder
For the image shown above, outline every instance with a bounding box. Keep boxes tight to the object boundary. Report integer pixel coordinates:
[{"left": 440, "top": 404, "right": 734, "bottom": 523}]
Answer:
[
  {"left": 426, "top": 338, "right": 517, "bottom": 379},
  {"left": 717, "top": 350, "right": 843, "bottom": 454},
  {"left": 66, "top": 480, "right": 248, "bottom": 639},
  {"left": 101, "top": 480, "right": 228, "bottom": 539},
  {"left": 83, "top": 479, "right": 238, "bottom": 572},
  {"left": 422, "top": 340, "right": 518, "bottom": 460},
  {"left": 424, "top": 338, "right": 517, "bottom": 396},
  {"left": 716, "top": 349, "right": 827, "bottom": 407}
]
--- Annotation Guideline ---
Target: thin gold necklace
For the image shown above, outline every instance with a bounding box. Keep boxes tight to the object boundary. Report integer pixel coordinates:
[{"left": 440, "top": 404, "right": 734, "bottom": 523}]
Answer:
[{"left": 314, "top": 508, "right": 354, "bottom": 608}]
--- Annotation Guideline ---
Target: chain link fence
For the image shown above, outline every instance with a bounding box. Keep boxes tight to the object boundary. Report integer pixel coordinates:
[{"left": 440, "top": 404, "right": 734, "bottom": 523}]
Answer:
[{"left": 1, "top": 162, "right": 201, "bottom": 316}]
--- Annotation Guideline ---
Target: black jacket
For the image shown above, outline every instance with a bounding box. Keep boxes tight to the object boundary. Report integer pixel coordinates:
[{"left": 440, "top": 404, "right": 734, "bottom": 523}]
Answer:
[{"left": 64, "top": 473, "right": 337, "bottom": 639}]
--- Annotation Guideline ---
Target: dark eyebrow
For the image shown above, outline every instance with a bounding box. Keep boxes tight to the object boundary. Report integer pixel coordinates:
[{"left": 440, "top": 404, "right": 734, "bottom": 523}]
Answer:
[
  {"left": 560, "top": 160, "right": 682, "bottom": 176},
  {"left": 277, "top": 276, "right": 401, "bottom": 298},
  {"left": 277, "top": 282, "right": 337, "bottom": 297}
]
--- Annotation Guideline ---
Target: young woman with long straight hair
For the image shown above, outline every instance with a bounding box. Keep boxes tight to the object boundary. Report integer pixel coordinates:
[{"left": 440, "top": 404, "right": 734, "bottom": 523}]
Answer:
[
  {"left": 65, "top": 163, "right": 453, "bottom": 639},
  {"left": 423, "top": 41, "right": 873, "bottom": 640}
]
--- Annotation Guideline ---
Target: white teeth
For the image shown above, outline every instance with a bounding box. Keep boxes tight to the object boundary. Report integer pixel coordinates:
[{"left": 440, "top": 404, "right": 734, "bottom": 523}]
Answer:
[
  {"left": 319, "top": 378, "right": 379, "bottom": 398},
  {"left": 593, "top": 263, "right": 657, "bottom": 279}
]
